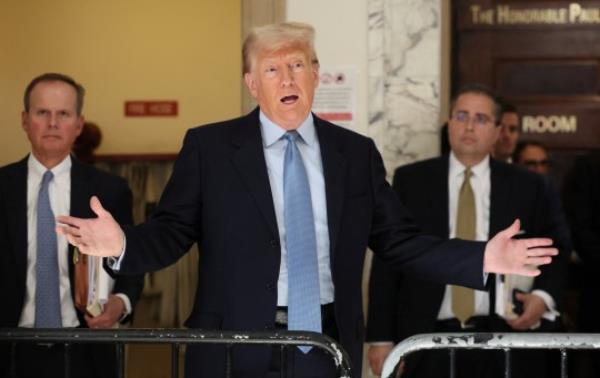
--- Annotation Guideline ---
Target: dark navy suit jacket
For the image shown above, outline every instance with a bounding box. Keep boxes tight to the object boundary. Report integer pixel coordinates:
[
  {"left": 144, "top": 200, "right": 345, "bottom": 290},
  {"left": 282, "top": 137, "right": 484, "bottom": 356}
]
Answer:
[
  {"left": 367, "top": 156, "right": 566, "bottom": 350},
  {"left": 0, "top": 157, "right": 144, "bottom": 376},
  {"left": 118, "top": 109, "right": 488, "bottom": 377}
]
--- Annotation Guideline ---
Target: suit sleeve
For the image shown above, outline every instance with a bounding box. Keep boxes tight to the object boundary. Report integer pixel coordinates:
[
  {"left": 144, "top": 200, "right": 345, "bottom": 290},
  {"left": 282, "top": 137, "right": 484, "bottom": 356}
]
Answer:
[
  {"left": 120, "top": 130, "right": 201, "bottom": 274},
  {"left": 366, "top": 140, "right": 486, "bottom": 290}
]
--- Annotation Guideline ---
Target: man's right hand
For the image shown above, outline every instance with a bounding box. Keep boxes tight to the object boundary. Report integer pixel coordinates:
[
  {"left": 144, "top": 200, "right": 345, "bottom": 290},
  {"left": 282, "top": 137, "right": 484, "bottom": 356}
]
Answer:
[
  {"left": 368, "top": 344, "right": 394, "bottom": 376},
  {"left": 56, "top": 196, "right": 124, "bottom": 257}
]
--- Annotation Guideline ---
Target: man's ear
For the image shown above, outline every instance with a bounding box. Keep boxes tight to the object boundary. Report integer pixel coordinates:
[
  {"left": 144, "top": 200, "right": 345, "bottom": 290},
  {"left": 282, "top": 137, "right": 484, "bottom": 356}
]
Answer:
[
  {"left": 75, "top": 115, "right": 85, "bottom": 137},
  {"left": 21, "top": 111, "right": 29, "bottom": 131},
  {"left": 244, "top": 72, "right": 258, "bottom": 99},
  {"left": 312, "top": 62, "right": 320, "bottom": 88}
]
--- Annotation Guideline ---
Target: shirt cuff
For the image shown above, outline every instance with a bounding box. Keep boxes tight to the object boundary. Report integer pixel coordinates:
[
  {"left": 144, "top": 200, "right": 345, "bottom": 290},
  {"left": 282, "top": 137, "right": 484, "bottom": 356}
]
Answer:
[
  {"left": 531, "top": 289, "right": 559, "bottom": 322},
  {"left": 107, "top": 236, "right": 127, "bottom": 271},
  {"left": 369, "top": 341, "right": 395, "bottom": 346},
  {"left": 114, "top": 293, "right": 132, "bottom": 321}
]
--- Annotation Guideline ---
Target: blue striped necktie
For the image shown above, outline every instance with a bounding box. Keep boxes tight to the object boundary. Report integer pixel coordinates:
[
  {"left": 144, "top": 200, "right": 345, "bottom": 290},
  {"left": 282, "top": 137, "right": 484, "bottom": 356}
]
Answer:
[
  {"left": 35, "top": 170, "right": 62, "bottom": 328},
  {"left": 283, "top": 131, "right": 321, "bottom": 353}
]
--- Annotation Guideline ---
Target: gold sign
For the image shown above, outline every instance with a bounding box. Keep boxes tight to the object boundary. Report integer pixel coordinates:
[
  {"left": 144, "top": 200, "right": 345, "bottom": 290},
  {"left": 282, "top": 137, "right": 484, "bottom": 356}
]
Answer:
[
  {"left": 522, "top": 115, "right": 577, "bottom": 133},
  {"left": 471, "top": 3, "right": 600, "bottom": 25}
]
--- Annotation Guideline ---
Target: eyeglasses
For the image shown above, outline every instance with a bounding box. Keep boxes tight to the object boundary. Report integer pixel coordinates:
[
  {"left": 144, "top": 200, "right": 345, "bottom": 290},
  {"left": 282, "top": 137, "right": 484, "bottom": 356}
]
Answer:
[
  {"left": 452, "top": 111, "right": 494, "bottom": 127},
  {"left": 522, "top": 159, "right": 549, "bottom": 168}
]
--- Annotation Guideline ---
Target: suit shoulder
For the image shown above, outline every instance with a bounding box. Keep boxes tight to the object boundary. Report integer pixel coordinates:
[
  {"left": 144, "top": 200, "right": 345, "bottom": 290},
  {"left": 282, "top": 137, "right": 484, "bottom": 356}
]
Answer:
[
  {"left": 0, "top": 161, "right": 20, "bottom": 175},
  {"left": 315, "top": 116, "right": 366, "bottom": 140},
  {"left": 78, "top": 163, "right": 129, "bottom": 188},
  {"left": 187, "top": 112, "right": 257, "bottom": 138},
  {"left": 495, "top": 159, "right": 542, "bottom": 184},
  {"left": 0, "top": 158, "right": 27, "bottom": 180},
  {"left": 394, "top": 156, "right": 443, "bottom": 178}
]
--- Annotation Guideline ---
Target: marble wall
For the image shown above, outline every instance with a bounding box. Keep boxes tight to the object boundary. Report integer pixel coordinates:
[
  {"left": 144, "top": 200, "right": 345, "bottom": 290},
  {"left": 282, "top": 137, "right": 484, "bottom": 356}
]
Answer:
[{"left": 368, "top": 0, "right": 442, "bottom": 179}]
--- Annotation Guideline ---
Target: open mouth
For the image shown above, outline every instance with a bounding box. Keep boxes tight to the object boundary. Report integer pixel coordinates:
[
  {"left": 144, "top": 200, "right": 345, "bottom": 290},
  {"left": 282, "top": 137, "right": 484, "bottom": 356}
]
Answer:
[{"left": 280, "top": 95, "right": 299, "bottom": 104}]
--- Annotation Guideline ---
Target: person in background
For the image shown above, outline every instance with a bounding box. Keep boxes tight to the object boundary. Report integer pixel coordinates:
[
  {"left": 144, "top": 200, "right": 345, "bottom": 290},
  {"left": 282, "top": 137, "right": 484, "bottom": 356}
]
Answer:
[
  {"left": 513, "top": 140, "right": 550, "bottom": 175},
  {"left": 73, "top": 121, "right": 102, "bottom": 165},
  {"left": 367, "top": 84, "right": 566, "bottom": 378},
  {"left": 0, "top": 73, "right": 144, "bottom": 378},
  {"left": 493, "top": 101, "right": 520, "bottom": 163},
  {"left": 563, "top": 151, "right": 600, "bottom": 378}
]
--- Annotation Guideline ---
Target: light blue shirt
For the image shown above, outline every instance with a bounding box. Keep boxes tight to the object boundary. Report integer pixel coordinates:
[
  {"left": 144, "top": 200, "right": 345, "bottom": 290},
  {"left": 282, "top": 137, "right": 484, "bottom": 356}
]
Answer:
[{"left": 259, "top": 111, "right": 334, "bottom": 306}]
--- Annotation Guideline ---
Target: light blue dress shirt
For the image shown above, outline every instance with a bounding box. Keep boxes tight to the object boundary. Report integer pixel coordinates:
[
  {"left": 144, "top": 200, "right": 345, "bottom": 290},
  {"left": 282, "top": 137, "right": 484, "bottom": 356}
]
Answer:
[{"left": 259, "top": 111, "right": 334, "bottom": 306}]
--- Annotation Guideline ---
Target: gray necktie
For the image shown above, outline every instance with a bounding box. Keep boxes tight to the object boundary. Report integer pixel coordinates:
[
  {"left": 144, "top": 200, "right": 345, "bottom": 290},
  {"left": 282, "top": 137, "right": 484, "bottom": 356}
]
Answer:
[
  {"left": 451, "top": 168, "right": 476, "bottom": 325},
  {"left": 35, "top": 170, "right": 62, "bottom": 328}
]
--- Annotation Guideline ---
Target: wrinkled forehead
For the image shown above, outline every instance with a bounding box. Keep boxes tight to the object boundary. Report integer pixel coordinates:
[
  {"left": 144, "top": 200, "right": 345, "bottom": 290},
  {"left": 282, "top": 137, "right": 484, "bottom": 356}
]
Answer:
[
  {"left": 29, "top": 81, "right": 78, "bottom": 107},
  {"left": 252, "top": 42, "right": 313, "bottom": 68}
]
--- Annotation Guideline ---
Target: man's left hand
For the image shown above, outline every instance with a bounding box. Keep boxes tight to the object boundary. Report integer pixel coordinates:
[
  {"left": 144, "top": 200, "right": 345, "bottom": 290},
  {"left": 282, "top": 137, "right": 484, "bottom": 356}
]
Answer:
[
  {"left": 506, "top": 292, "right": 547, "bottom": 330},
  {"left": 484, "top": 219, "right": 557, "bottom": 276},
  {"left": 85, "top": 295, "right": 125, "bottom": 329}
]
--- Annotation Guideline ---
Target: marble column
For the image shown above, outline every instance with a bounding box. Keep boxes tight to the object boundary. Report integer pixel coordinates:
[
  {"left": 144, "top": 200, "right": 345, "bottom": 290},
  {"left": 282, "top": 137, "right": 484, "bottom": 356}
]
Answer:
[
  {"left": 363, "top": 3, "right": 443, "bottom": 377},
  {"left": 368, "top": 0, "right": 442, "bottom": 179}
]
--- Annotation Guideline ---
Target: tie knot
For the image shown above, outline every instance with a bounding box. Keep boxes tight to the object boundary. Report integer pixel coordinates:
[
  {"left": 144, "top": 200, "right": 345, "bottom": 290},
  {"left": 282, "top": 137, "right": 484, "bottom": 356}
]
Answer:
[
  {"left": 42, "top": 170, "right": 54, "bottom": 186},
  {"left": 463, "top": 167, "right": 472, "bottom": 180},
  {"left": 284, "top": 131, "right": 300, "bottom": 143}
]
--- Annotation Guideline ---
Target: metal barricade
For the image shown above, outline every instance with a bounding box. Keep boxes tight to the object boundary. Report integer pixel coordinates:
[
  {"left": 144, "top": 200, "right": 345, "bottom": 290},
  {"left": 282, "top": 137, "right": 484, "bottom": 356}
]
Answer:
[
  {"left": 381, "top": 332, "right": 600, "bottom": 378},
  {"left": 0, "top": 328, "right": 352, "bottom": 378}
]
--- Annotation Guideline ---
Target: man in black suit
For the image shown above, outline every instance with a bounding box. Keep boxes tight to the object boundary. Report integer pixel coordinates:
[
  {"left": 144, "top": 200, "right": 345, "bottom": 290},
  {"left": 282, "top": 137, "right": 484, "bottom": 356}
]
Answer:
[
  {"left": 366, "top": 84, "right": 566, "bottom": 378},
  {"left": 0, "top": 73, "right": 144, "bottom": 378},
  {"left": 57, "top": 24, "right": 557, "bottom": 378},
  {"left": 564, "top": 151, "right": 600, "bottom": 377}
]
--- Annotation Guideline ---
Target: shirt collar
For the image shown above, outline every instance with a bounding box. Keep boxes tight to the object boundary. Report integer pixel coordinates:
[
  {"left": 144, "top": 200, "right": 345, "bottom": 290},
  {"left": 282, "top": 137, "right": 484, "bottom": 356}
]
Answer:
[
  {"left": 259, "top": 110, "right": 316, "bottom": 147},
  {"left": 28, "top": 153, "right": 72, "bottom": 178},
  {"left": 449, "top": 151, "right": 490, "bottom": 179}
]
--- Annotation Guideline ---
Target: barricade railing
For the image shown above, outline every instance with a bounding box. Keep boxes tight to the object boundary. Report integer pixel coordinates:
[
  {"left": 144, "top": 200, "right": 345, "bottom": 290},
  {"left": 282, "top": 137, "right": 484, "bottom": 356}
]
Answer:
[
  {"left": 381, "top": 332, "right": 600, "bottom": 378},
  {"left": 0, "top": 328, "right": 352, "bottom": 378}
]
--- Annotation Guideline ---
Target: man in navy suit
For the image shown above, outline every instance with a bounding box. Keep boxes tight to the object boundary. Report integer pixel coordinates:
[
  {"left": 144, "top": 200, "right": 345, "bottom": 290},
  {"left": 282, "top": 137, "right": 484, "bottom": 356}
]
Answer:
[
  {"left": 57, "top": 23, "right": 557, "bottom": 377},
  {"left": 366, "top": 84, "right": 566, "bottom": 378},
  {"left": 0, "top": 73, "right": 144, "bottom": 378}
]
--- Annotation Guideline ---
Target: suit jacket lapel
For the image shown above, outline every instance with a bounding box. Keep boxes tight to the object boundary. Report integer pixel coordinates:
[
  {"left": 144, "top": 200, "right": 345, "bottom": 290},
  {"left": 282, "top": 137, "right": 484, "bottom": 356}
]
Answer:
[
  {"left": 8, "top": 157, "right": 29, "bottom": 299},
  {"left": 230, "top": 109, "right": 279, "bottom": 239},
  {"left": 314, "top": 116, "right": 346, "bottom": 256},
  {"left": 433, "top": 156, "right": 450, "bottom": 238},
  {"left": 489, "top": 159, "right": 512, "bottom": 237},
  {"left": 68, "top": 159, "right": 92, "bottom": 293}
]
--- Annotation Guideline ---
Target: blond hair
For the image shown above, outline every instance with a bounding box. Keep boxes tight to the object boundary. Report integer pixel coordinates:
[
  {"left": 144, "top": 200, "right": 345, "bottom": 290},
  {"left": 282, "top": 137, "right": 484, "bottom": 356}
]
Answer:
[{"left": 242, "top": 22, "right": 318, "bottom": 74}]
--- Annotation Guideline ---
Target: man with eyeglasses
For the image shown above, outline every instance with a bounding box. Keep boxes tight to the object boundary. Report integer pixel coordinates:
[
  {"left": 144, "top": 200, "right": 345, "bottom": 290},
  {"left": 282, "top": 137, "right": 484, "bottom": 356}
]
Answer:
[
  {"left": 514, "top": 141, "right": 550, "bottom": 174},
  {"left": 367, "top": 83, "right": 567, "bottom": 378},
  {"left": 493, "top": 101, "right": 521, "bottom": 163}
]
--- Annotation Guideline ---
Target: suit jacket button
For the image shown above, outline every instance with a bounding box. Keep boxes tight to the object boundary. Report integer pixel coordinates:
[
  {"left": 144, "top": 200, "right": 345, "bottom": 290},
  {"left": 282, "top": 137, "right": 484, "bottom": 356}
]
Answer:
[
  {"left": 266, "top": 282, "right": 275, "bottom": 291},
  {"left": 270, "top": 239, "right": 278, "bottom": 248}
]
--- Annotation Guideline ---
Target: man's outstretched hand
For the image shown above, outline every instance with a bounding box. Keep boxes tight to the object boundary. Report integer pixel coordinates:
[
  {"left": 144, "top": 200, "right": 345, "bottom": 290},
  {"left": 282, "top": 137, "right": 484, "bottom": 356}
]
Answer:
[
  {"left": 56, "top": 196, "right": 124, "bottom": 257},
  {"left": 484, "top": 219, "right": 557, "bottom": 276}
]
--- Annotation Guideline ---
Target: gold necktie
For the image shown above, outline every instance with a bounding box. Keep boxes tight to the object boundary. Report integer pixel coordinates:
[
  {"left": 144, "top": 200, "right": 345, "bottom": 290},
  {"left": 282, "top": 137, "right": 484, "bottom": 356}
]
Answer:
[{"left": 451, "top": 168, "right": 476, "bottom": 325}]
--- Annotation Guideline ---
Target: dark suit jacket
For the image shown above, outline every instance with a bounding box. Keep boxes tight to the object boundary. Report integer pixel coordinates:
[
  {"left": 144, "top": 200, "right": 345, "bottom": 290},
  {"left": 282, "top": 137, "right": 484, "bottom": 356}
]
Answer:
[
  {"left": 367, "top": 155, "right": 566, "bottom": 346},
  {"left": 0, "top": 157, "right": 144, "bottom": 328},
  {"left": 564, "top": 151, "right": 600, "bottom": 331},
  {"left": 117, "top": 109, "right": 489, "bottom": 377}
]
